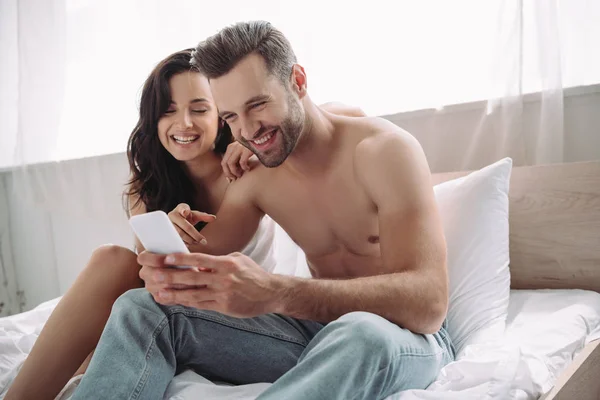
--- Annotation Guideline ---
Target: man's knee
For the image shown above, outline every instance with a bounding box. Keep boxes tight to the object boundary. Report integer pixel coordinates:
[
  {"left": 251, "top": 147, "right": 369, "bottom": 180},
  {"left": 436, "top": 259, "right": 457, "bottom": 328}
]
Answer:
[
  {"left": 331, "top": 312, "right": 443, "bottom": 388},
  {"left": 112, "top": 288, "right": 156, "bottom": 316},
  {"left": 330, "top": 312, "right": 435, "bottom": 360},
  {"left": 334, "top": 312, "right": 398, "bottom": 351}
]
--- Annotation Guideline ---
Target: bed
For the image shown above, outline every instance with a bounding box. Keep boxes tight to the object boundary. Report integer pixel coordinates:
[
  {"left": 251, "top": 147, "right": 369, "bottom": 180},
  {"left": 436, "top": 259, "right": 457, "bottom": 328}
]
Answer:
[
  {"left": 426, "top": 160, "right": 600, "bottom": 400},
  {"left": 1, "top": 160, "right": 599, "bottom": 399}
]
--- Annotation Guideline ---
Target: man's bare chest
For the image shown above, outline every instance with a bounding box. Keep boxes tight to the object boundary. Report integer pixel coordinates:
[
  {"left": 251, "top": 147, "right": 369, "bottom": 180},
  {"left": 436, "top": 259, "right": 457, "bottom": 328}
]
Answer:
[{"left": 261, "top": 175, "right": 380, "bottom": 259}]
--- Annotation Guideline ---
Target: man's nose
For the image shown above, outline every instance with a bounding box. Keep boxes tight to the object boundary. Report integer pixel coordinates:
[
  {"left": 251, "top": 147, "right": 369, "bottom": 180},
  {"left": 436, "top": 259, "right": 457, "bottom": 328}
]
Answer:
[{"left": 240, "top": 117, "right": 259, "bottom": 141}]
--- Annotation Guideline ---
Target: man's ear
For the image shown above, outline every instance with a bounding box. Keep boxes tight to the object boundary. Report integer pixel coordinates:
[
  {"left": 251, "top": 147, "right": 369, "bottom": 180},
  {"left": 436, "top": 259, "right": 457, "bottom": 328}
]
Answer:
[{"left": 290, "top": 64, "right": 307, "bottom": 99}]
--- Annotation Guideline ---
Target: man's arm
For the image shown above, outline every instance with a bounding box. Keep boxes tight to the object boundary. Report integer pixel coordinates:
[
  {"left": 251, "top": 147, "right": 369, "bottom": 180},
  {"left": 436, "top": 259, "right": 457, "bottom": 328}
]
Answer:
[
  {"left": 191, "top": 174, "right": 265, "bottom": 256},
  {"left": 273, "top": 131, "right": 448, "bottom": 334}
]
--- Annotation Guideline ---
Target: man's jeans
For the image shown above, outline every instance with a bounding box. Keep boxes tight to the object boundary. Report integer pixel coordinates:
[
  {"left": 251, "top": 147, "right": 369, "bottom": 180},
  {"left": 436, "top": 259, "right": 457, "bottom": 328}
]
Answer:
[{"left": 71, "top": 289, "right": 454, "bottom": 400}]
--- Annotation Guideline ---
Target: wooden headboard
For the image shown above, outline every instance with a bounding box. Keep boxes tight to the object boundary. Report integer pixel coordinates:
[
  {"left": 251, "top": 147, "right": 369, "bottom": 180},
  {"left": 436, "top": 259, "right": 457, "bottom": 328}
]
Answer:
[{"left": 432, "top": 161, "right": 600, "bottom": 292}]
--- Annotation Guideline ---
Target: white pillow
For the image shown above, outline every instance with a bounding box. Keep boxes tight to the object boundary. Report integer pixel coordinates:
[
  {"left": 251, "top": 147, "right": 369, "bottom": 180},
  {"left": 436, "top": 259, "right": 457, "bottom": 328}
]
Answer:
[{"left": 434, "top": 157, "right": 512, "bottom": 357}]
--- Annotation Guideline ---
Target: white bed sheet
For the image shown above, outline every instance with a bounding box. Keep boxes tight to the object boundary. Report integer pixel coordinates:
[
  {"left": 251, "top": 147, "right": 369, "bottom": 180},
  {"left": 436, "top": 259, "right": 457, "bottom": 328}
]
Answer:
[{"left": 1, "top": 289, "right": 599, "bottom": 400}]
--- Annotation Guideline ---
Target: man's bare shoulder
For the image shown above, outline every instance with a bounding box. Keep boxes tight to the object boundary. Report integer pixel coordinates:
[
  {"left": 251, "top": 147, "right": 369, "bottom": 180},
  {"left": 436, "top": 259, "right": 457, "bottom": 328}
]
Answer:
[
  {"left": 224, "top": 160, "right": 273, "bottom": 206},
  {"left": 333, "top": 114, "right": 409, "bottom": 141},
  {"left": 320, "top": 102, "right": 367, "bottom": 118},
  {"left": 349, "top": 119, "right": 429, "bottom": 195},
  {"left": 336, "top": 115, "right": 421, "bottom": 162}
]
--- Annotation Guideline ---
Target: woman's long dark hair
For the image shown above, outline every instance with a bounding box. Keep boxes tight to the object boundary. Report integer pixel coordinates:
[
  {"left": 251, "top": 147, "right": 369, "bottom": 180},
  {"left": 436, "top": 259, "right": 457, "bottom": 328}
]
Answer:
[{"left": 124, "top": 49, "right": 232, "bottom": 215}]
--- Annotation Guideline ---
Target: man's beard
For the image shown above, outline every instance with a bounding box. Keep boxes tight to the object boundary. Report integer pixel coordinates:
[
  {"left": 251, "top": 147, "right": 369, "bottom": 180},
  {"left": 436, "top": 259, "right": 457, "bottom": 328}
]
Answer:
[{"left": 240, "top": 93, "right": 304, "bottom": 168}]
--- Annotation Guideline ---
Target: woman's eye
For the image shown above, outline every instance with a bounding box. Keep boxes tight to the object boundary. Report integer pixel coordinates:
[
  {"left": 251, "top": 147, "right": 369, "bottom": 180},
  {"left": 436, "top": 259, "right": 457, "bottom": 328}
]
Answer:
[
  {"left": 164, "top": 110, "right": 175, "bottom": 115},
  {"left": 192, "top": 109, "right": 208, "bottom": 114}
]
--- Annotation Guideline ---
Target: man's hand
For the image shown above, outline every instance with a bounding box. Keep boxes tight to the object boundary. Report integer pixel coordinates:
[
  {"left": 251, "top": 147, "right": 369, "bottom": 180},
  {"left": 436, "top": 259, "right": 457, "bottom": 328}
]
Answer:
[{"left": 138, "top": 251, "right": 283, "bottom": 318}]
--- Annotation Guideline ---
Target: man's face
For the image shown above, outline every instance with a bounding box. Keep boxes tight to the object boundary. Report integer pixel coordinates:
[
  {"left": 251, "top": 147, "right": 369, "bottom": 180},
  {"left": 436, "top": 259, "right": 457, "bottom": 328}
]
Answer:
[{"left": 210, "top": 54, "right": 304, "bottom": 168}]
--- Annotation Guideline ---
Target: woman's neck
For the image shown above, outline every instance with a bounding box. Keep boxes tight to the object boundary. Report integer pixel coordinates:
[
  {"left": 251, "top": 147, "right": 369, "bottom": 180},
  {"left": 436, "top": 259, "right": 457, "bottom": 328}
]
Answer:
[{"left": 182, "top": 150, "right": 224, "bottom": 188}]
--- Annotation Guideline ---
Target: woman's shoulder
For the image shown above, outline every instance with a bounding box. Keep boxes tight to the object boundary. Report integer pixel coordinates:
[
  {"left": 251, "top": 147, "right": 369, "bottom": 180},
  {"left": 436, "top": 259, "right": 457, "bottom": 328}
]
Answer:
[{"left": 127, "top": 192, "right": 147, "bottom": 217}]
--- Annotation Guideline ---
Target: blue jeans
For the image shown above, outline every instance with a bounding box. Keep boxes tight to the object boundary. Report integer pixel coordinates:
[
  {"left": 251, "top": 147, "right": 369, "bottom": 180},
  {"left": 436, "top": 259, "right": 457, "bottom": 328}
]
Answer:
[{"left": 72, "top": 289, "right": 454, "bottom": 400}]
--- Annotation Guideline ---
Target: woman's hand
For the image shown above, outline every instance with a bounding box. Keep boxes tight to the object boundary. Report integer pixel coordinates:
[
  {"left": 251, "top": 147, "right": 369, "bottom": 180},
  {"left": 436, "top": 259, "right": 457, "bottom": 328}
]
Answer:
[
  {"left": 221, "top": 142, "right": 259, "bottom": 182},
  {"left": 168, "top": 203, "right": 216, "bottom": 247}
]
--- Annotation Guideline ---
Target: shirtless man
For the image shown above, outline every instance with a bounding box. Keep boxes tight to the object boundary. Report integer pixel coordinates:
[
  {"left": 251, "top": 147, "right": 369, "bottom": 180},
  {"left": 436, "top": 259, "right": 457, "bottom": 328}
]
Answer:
[{"left": 71, "top": 21, "right": 454, "bottom": 400}]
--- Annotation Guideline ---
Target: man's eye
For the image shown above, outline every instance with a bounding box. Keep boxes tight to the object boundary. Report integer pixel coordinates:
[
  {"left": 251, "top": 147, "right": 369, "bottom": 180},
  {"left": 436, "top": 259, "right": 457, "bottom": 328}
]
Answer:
[
  {"left": 250, "top": 101, "right": 266, "bottom": 109},
  {"left": 164, "top": 110, "right": 175, "bottom": 114}
]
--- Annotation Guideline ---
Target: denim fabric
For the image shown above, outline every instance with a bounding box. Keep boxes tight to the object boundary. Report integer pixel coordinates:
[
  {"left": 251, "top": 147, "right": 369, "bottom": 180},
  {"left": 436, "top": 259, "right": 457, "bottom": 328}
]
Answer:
[{"left": 72, "top": 288, "right": 454, "bottom": 400}]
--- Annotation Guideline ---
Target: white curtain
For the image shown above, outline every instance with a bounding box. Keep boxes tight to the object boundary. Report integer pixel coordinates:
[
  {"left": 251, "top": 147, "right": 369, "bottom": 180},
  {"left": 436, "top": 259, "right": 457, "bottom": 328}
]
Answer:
[
  {"left": 391, "top": 0, "right": 577, "bottom": 173},
  {"left": 1, "top": 0, "right": 599, "bottom": 312}
]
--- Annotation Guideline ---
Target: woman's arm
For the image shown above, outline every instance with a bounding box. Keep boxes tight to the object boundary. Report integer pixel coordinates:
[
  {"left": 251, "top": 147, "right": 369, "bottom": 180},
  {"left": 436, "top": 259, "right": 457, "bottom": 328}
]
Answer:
[
  {"left": 128, "top": 193, "right": 147, "bottom": 253},
  {"left": 128, "top": 171, "right": 264, "bottom": 258}
]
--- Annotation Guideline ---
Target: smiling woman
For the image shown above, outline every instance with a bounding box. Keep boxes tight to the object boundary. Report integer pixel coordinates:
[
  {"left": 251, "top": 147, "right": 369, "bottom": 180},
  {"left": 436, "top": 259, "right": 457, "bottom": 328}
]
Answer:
[
  {"left": 158, "top": 75, "right": 218, "bottom": 155},
  {"left": 126, "top": 49, "right": 232, "bottom": 215}
]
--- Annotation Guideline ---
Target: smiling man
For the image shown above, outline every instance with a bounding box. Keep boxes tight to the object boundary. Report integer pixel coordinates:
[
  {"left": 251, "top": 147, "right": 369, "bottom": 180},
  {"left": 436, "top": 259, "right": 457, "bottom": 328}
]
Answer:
[{"left": 72, "top": 21, "right": 454, "bottom": 400}]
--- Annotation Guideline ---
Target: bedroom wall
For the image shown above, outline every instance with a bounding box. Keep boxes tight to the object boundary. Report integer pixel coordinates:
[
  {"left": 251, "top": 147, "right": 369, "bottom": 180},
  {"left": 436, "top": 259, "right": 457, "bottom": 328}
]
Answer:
[
  {"left": 386, "top": 86, "right": 600, "bottom": 173},
  {"left": 1, "top": 154, "right": 135, "bottom": 312},
  {"left": 0, "top": 175, "right": 19, "bottom": 317},
  {"left": 1, "top": 86, "right": 599, "bottom": 313}
]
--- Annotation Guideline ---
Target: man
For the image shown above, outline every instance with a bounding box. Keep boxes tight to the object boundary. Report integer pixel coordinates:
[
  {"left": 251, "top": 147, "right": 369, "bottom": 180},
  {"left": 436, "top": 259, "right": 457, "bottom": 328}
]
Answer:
[{"left": 72, "top": 21, "right": 454, "bottom": 399}]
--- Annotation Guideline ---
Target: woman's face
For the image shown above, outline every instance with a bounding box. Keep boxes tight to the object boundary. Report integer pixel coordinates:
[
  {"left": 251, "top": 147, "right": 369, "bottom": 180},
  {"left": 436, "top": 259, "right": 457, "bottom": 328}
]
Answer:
[{"left": 158, "top": 71, "right": 220, "bottom": 162}]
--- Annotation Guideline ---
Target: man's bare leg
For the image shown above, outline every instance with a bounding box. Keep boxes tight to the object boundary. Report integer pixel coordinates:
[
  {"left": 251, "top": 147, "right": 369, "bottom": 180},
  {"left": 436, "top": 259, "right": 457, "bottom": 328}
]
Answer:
[{"left": 5, "top": 245, "right": 142, "bottom": 400}]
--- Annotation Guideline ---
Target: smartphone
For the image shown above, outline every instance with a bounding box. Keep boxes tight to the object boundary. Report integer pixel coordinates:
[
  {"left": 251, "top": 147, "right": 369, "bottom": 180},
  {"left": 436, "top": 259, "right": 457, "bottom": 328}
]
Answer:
[{"left": 129, "top": 210, "right": 194, "bottom": 269}]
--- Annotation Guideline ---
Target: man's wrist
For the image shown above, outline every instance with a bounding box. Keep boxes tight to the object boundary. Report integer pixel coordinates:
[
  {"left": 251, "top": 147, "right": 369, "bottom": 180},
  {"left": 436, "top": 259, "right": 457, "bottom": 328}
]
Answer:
[{"left": 268, "top": 274, "right": 298, "bottom": 315}]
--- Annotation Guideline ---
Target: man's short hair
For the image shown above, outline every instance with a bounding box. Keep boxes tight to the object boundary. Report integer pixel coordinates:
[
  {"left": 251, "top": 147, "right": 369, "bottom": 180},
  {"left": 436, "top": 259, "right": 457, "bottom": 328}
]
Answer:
[{"left": 191, "top": 21, "right": 297, "bottom": 84}]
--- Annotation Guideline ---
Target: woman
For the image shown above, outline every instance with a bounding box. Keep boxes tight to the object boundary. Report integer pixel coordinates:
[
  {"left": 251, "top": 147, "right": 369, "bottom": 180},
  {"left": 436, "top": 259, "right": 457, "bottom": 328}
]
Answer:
[{"left": 5, "top": 49, "right": 364, "bottom": 400}]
